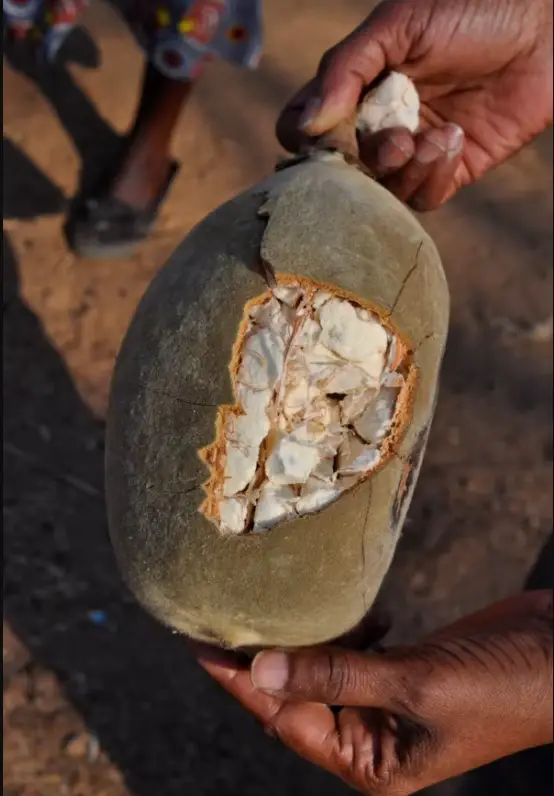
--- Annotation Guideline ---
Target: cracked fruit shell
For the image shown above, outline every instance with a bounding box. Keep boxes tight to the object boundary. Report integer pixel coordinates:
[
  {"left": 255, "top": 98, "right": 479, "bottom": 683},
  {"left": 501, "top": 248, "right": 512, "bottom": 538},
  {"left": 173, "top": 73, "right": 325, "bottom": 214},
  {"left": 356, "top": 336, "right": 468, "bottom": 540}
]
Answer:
[{"left": 105, "top": 150, "right": 450, "bottom": 650}]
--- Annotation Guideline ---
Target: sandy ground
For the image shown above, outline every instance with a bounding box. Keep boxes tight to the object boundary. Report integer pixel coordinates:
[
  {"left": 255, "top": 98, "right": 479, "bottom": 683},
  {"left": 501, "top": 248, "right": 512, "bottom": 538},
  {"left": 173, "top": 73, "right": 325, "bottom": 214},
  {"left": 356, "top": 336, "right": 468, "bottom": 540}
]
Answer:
[{"left": 3, "top": 2, "right": 553, "bottom": 795}]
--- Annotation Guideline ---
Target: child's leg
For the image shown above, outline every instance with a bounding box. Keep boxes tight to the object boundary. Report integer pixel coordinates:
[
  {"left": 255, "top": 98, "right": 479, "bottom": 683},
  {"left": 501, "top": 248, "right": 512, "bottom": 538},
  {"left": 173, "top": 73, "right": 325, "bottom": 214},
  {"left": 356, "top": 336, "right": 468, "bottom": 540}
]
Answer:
[
  {"left": 105, "top": 62, "right": 193, "bottom": 210},
  {"left": 107, "top": 0, "right": 264, "bottom": 210},
  {"left": 68, "top": 0, "right": 264, "bottom": 258}
]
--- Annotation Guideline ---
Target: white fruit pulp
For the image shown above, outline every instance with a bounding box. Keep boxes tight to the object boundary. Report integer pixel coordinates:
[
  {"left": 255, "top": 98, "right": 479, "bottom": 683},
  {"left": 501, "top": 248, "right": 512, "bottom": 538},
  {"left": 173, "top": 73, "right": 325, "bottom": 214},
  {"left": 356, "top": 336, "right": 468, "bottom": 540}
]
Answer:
[{"left": 217, "top": 282, "right": 406, "bottom": 534}]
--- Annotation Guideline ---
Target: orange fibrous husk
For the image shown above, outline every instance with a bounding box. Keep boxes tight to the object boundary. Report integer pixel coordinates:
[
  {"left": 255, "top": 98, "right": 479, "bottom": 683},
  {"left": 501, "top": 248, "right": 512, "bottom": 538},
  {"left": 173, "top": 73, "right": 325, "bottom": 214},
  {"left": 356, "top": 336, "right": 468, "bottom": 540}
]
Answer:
[{"left": 198, "top": 273, "right": 417, "bottom": 534}]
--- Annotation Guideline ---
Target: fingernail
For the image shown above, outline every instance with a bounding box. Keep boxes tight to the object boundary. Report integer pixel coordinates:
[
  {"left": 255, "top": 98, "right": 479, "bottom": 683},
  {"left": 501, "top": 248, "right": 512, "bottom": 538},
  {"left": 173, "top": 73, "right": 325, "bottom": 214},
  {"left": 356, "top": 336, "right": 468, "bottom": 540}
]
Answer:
[
  {"left": 445, "top": 124, "right": 464, "bottom": 158},
  {"left": 300, "top": 94, "right": 349, "bottom": 135},
  {"left": 299, "top": 96, "right": 322, "bottom": 131},
  {"left": 188, "top": 641, "right": 242, "bottom": 675},
  {"left": 251, "top": 651, "right": 289, "bottom": 692}
]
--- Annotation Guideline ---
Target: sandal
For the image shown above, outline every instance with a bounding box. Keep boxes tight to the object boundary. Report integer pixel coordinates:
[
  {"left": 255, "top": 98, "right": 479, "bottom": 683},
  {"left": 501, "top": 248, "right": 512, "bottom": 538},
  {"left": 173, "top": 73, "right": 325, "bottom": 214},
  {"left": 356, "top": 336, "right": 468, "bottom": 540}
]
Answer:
[{"left": 65, "top": 160, "right": 180, "bottom": 259}]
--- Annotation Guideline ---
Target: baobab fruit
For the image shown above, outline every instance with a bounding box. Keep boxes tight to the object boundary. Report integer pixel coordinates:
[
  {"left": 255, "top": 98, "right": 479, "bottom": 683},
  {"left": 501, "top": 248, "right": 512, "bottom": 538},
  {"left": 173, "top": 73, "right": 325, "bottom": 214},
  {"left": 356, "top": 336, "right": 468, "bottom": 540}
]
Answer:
[{"left": 106, "top": 73, "right": 449, "bottom": 649}]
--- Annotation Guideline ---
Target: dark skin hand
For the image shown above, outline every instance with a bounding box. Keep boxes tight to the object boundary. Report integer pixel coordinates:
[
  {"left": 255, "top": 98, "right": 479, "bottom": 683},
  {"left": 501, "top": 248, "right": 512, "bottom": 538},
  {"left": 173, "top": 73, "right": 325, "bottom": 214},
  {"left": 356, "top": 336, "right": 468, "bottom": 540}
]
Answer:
[
  {"left": 277, "top": 0, "right": 553, "bottom": 210},
  {"left": 194, "top": 590, "right": 553, "bottom": 795}
]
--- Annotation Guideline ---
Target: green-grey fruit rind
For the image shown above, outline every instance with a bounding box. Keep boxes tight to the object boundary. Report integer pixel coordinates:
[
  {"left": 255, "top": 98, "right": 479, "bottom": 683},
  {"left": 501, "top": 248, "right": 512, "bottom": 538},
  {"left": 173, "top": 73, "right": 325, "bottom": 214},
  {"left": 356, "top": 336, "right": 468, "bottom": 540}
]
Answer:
[{"left": 105, "top": 154, "right": 449, "bottom": 649}]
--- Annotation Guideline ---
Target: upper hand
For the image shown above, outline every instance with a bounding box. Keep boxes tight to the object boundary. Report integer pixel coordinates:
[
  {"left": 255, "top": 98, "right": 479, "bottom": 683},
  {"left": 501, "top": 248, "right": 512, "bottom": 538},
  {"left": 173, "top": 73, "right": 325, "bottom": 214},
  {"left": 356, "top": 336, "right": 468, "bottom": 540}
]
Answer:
[
  {"left": 195, "top": 590, "right": 553, "bottom": 795},
  {"left": 277, "top": 0, "right": 553, "bottom": 211}
]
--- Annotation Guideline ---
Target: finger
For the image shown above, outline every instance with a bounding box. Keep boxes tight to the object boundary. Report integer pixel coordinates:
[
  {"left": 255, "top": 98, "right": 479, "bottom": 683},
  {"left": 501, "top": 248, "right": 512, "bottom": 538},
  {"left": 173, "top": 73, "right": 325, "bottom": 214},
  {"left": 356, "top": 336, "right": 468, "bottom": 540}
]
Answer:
[
  {"left": 409, "top": 149, "right": 463, "bottom": 211},
  {"left": 188, "top": 640, "right": 250, "bottom": 668},
  {"left": 193, "top": 640, "right": 345, "bottom": 770},
  {"left": 300, "top": 6, "right": 414, "bottom": 137},
  {"left": 409, "top": 125, "right": 465, "bottom": 210},
  {"left": 193, "top": 642, "right": 286, "bottom": 728},
  {"left": 192, "top": 641, "right": 394, "bottom": 788},
  {"left": 267, "top": 701, "right": 340, "bottom": 769},
  {"left": 276, "top": 79, "right": 320, "bottom": 153},
  {"left": 266, "top": 702, "right": 417, "bottom": 794},
  {"left": 358, "top": 127, "right": 415, "bottom": 177},
  {"left": 382, "top": 124, "right": 464, "bottom": 209},
  {"left": 251, "top": 646, "right": 411, "bottom": 708}
]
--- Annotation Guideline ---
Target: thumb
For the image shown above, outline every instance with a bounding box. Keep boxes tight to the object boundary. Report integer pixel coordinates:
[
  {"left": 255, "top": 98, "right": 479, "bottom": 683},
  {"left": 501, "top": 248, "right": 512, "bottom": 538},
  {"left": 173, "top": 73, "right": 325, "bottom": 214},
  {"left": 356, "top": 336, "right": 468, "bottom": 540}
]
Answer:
[
  {"left": 251, "top": 646, "right": 420, "bottom": 710},
  {"left": 302, "top": 6, "right": 415, "bottom": 136}
]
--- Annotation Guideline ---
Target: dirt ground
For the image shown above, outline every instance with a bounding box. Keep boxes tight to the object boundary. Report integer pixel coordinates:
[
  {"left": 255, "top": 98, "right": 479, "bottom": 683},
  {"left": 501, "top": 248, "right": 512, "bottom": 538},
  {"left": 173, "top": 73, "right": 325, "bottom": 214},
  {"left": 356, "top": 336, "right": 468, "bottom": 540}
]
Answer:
[{"left": 3, "top": 2, "right": 553, "bottom": 795}]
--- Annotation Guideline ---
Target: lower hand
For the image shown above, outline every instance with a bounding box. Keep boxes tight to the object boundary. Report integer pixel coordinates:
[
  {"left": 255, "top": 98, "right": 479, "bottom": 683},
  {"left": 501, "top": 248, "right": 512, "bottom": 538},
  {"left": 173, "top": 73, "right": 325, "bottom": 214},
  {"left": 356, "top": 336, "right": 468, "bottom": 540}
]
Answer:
[{"left": 195, "top": 590, "right": 552, "bottom": 795}]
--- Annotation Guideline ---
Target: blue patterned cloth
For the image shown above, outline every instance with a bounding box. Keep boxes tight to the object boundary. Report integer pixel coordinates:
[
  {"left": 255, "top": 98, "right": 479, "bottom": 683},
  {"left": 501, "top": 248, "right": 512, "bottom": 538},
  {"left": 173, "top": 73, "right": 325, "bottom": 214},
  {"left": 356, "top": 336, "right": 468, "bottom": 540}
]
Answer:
[{"left": 3, "top": 0, "right": 263, "bottom": 80}]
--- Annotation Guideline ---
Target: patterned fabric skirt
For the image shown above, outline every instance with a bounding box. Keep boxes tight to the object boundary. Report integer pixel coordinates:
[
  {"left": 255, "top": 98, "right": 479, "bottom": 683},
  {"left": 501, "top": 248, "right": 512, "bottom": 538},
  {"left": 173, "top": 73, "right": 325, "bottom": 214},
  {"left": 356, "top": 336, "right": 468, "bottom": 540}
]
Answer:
[{"left": 3, "top": 0, "right": 263, "bottom": 80}]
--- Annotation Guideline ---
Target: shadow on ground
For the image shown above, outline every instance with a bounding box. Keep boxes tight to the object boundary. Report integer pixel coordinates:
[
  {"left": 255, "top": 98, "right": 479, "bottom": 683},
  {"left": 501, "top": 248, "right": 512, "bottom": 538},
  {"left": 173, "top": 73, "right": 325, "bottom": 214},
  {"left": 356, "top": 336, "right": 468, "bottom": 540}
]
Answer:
[
  {"left": 4, "top": 32, "right": 121, "bottom": 206},
  {"left": 3, "top": 137, "right": 67, "bottom": 220},
  {"left": 3, "top": 232, "right": 353, "bottom": 796}
]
